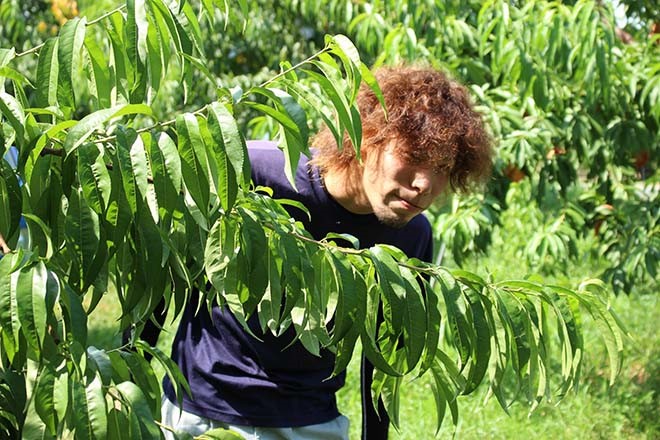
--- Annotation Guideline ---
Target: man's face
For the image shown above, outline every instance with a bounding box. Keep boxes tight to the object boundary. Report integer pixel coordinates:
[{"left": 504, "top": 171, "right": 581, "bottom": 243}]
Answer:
[{"left": 361, "top": 141, "right": 450, "bottom": 228}]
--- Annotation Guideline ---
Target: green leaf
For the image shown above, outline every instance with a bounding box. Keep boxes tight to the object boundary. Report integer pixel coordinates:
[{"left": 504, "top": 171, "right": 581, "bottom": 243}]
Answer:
[
  {"left": 207, "top": 101, "right": 250, "bottom": 188},
  {"left": 72, "top": 374, "right": 107, "bottom": 440},
  {"left": 129, "top": 133, "right": 157, "bottom": 220},
  {"left": 84, "top": 34, "right": 113, "bottom": 108},
  {"left": 146, "top": 0, "right": 188, "bottom": 60},
  {"left": 360, "top": 291, "right": 402, "bottom": 376},
  {"left": 134, "top": 341, "right": 192, "bottom": 406},
  {"left": 329, "top": 253, "right": 367, "bottom": 378},
  {"left": 115, "top": 381, "right": 161, "bottom": 439},
  {"left": 430, "top": 359, "right": 460, "bottom": 431},
  {"left": 15, "top": 262, "right": 49, "bottom": 355},
  {"left": 397, "top": 263, "right": 427, "bottom": 372},
  {"left": 369, "top": 246, "right": 405, "bottom": 331},
  {"left": 237, "top": 207, "right": 268, "bottom": 301},
  {"left": 206, "top": 103, "right": 239, "bottom": 212},
  {"left": 205, "top": 217, "right": 233, "bottom": 294},
  {"left": 0, "top": 91, "right": 25, "bottom": 146},
  {"left": 250, "top": 87, "right": 310, "bottom": 149},
  {"left": 178, "top": 1, "right": 205, "bottom": 56},
  {"left": 34, "top": 363, "right": 57, "bottom": 435},
  {"left": 106, "top": 157, "right": 133, "bottom": 244},
  {"left": 278, "top": 77, "right": 343, "bottom": 155},
  {"left": 327, "top": 34, "right": 362, "bottom": 101},
  {"left": 22, "top": 214, "right": 54, "bottom": 259},
  {"left": 107, "top": 408, "right": 130, "bottom": 440},
  {"left": 35, "top": 37, "right": 60, "bottom": 108},
  {"left": 126, "top": 0, "right": 149, "bottom": 68},
  {"left": 145, "top": 132, "right": 182, "bottom": 219},
  {"left": 462, "top": 285, "right": 492, "bottom": 394},
  {"left": 197, "top": 428, "right": 246, "bottom": 440},
  {"left": 77, "top": 143, "right": 112, "bottom": 215},
  {"left": 87, "top": 346, "right": 114, "bottom": 387},
  {"left": 145, "top": 10, "right": 164, "bottom": 97},
  {"left": 60, "top": 285, "right": 88, "bottom": 345},
  {"left": 257, "top": 237, "right": 283, "bottom": 334},
  {"left": 177, "top": 113, "right": 210, "bottom": 221},
  {"left": 119, "top": 351, "right": 161, "bottom": 417},
  {"left": 0, "top": 48, "right": 16, "bottom": 68},
  {"left": 372, "top": 357, "right": 404, "bottom": 429},
  {"left": 247, "top": 87, "right": 310, "bottom": 188},
  {"left": 303, "top": 65, "right": 361, "bottom": 158},
  {"left": 324, "top": 232, "right": 359, "bottom": 249},
  {"left": 114, "top": 126, "right": 142, "bottom": 216},
  {"left": 0, "top": 252, "right": 24, "bottom": 363},
  {"left": 57, "top": 17, "right": 87, "bottom": 109},
  {"left": 0, "top": 158, "right": 22, "bottom": 240},
  {"left": 434, "top": 269, "right": 471, "bottom": 368},
  {"left": 63, "top": 104, "right": 153, "bottom": 156},
  {"left": 65, "top": 187, "right": 101, "bottom": 283}
]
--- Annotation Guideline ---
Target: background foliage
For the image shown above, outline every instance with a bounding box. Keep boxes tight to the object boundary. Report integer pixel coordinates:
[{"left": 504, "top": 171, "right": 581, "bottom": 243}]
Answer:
[{"left": 0, "top": 0, "right": 657, "bottom": 438}]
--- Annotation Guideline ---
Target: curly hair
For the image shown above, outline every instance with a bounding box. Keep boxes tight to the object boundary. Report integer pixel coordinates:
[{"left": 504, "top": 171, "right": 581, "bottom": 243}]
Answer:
[{"left": 311, "top": 66, "right": 493, "bottom": 192}]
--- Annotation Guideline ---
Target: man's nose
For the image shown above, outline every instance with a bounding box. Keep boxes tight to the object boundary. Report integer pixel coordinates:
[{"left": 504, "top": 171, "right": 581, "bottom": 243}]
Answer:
[{"left": 411, "top": 168, "right": 434, "bottom": 194}]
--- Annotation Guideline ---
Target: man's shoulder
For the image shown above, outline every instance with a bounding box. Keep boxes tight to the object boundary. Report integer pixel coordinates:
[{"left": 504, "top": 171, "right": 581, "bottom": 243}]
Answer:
[
  {"left": 247, "top": 140, "right": 283, "bottom": 166},
  {"left": 247, "top": 140, "right": 317, "bottom": 199},
  {"left": 247, "top": 140, "right": 287, "bottom": 186}
]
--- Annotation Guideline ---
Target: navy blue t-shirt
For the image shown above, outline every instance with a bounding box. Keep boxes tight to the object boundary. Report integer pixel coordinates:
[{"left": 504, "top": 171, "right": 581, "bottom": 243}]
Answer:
[{"left": 163, "top": 141, "right": 433, "bottom": 427}]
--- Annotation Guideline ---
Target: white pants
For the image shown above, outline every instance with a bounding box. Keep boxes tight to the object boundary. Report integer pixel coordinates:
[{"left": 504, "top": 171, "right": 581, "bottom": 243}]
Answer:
[{"left": 160, "top": 396, "right": 350, "bottom": 440}]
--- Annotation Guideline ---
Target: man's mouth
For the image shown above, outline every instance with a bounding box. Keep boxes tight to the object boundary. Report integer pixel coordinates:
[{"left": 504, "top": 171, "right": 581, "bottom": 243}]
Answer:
[{"left": 397, "top": 197, "right": 424, "bottom": 211}]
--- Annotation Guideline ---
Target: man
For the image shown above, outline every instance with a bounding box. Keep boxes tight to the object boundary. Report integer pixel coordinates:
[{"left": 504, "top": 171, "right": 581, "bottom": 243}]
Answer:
[{"left": 160, "top": 66, "right": 493, "bottom": 439}]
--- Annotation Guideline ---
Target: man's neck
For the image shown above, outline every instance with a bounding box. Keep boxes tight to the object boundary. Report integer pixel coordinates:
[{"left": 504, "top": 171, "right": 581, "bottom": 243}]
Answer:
[{"left": 322, "top": 168, "right": 372, "bottom": 215}]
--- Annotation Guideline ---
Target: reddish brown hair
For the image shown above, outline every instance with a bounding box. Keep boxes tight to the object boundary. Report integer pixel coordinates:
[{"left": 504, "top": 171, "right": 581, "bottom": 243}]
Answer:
[{"left": 312, "top": 66, "right": 493, "bottom": 192}]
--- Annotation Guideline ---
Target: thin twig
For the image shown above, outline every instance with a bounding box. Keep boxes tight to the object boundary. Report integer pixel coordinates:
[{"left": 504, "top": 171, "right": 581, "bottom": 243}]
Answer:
[
  {"left": 87, "top": 5, "right": 126, "bottom": 26},
  {"left": 15, "top": 42, "right": 46, "bottom": 58},
  {"left": 258, "top": 46, "right": 332, "bottom": 90},
  {"left": 259, "top": 220, "right": 366, "bottom": 256},
  {"left": 16, "top": 5, "right": 126, "bottom": 58},
  {"left": 93, "top": 105, "right": 209, "bottom": 144}
]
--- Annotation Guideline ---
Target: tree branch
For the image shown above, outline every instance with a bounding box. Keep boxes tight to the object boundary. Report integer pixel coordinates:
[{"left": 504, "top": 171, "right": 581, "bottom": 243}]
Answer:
[
  {"left": 257, "top": 46, "right": 332, "bottom": 89},
  {"left": 16, "top": 5, "right": 127, "bottom": 58}
]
